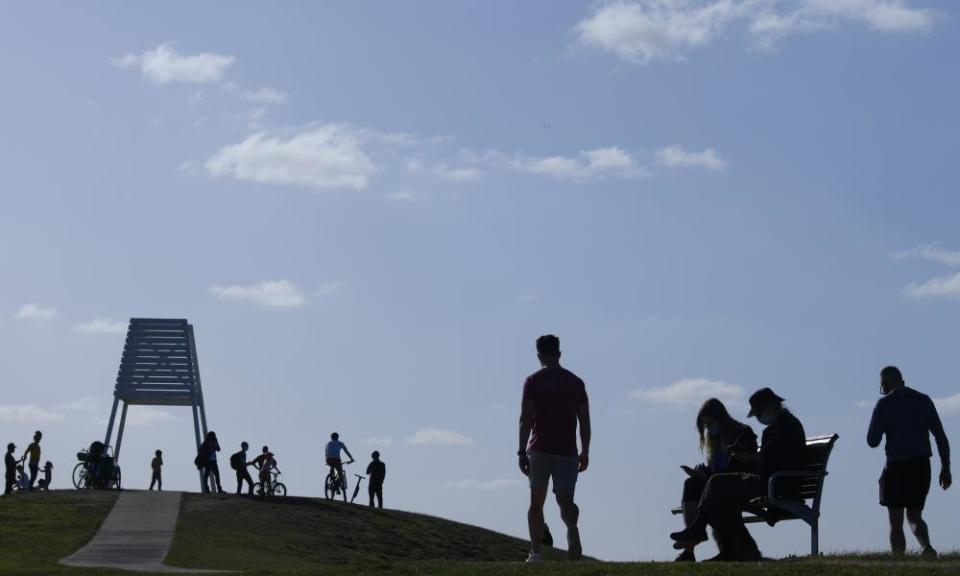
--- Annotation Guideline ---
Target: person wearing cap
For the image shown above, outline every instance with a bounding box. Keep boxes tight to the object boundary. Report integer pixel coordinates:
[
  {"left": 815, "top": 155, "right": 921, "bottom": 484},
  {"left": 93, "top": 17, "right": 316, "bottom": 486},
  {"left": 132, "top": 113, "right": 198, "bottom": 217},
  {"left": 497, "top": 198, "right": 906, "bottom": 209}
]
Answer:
[
  {"left": 670, "top": 387, "right": 806, "bottom": 561},
  {"left": 868, "top": 366, "right": 951, "bottom": 557},
  {"left": 4, "top": 443, "right": 17, "bottom": 495}
]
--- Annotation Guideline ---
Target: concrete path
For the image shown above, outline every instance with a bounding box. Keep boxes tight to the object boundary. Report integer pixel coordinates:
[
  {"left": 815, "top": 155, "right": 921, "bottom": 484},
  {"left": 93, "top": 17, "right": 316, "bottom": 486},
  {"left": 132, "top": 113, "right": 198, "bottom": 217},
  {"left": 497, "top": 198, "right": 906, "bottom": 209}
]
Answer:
[{"left": 61, "top": 490, "right": 206, "bottom": 573}]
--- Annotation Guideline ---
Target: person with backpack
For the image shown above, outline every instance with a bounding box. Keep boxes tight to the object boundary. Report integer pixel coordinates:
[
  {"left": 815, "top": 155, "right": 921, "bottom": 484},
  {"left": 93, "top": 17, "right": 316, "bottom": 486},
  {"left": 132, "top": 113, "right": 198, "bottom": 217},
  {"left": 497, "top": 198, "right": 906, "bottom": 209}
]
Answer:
[
  {"left": 196, "top": 431, "right": 224, "bottom": 494},
  {"left": 231, "top": 442, "right": 254, "bottom": 495}
]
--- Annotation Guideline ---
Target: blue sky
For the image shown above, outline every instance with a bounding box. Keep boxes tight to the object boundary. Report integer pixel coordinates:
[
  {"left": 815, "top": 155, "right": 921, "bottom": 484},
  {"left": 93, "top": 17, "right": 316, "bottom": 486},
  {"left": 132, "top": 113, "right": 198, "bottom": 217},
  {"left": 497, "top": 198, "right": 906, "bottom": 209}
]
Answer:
[{"left": 1, "top": 0, "right": 959, "bottom": 561}]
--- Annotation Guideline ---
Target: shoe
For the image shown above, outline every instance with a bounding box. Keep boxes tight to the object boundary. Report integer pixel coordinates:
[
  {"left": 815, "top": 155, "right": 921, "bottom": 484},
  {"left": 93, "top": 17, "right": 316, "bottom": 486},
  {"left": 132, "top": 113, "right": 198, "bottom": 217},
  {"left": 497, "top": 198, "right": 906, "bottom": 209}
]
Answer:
[
  {"left": 921, "top": 547, "right": 938, "bottom": 559},
  {"left": 705, "top": 552, "right": 737, "bottom": 562},
  {"left": 567, "top": 527, "right": 583, "bottom": 561},
  {"left": 525, "top": 552, "right": 544, "bottom": 564},
  {"left": 674, "top": 549, "right": 696, "bottom": 562},
  {"left": 670, "top": 526, "right": 708, "bottom": 547}
]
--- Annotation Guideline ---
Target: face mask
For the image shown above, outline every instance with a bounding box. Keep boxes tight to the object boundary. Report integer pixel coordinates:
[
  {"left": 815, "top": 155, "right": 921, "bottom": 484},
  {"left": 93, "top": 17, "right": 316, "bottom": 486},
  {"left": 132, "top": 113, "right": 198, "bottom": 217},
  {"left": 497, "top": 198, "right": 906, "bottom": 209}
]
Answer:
[{"left": 706, "top": 424, "right": 721, "bottom": 437}]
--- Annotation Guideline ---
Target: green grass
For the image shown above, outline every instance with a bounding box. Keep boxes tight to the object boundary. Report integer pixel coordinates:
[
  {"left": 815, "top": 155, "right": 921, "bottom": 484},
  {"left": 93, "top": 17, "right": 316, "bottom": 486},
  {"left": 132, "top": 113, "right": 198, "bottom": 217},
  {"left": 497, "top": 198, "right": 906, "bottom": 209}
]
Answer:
[
  {"left": 0, "top": 490, "right": 127, "bottom": 576},
  {"left": 1, "top": 491, "right": 958, "bottom": 576}
]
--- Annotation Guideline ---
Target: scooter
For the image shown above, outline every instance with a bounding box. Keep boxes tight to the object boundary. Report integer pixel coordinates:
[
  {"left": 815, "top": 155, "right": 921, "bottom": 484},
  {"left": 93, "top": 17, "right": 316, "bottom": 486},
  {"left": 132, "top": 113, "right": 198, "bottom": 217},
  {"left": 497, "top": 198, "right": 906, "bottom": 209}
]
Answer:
[{"left": 350, "top": 474, "right": 366, "bottom": 503}]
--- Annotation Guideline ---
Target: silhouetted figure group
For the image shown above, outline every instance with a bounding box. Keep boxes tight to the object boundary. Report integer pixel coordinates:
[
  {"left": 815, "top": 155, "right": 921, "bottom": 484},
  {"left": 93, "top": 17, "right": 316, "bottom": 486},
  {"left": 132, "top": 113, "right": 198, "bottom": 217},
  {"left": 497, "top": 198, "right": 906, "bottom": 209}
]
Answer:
[
  {"left": 517, "top": 335, "right": 953, "bottom": 563},
  {"left": 4, "top": 430, "right": 50, "bottom": 494}
]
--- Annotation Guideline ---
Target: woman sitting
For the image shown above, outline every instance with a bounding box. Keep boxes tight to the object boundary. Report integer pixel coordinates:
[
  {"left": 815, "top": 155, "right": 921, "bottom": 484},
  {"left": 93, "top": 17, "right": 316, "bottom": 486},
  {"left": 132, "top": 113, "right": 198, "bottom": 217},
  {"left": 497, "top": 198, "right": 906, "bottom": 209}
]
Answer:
[{"left": 675, "top": 398, "right": 757, "bottom": 562}]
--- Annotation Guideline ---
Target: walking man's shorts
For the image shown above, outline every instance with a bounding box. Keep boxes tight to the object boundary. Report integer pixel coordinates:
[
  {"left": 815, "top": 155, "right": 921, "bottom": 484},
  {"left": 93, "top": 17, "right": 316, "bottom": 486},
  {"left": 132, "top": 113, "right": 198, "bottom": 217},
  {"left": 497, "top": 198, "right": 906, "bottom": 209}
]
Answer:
[
  {"left": 528, "top": 451, "right": 578, "bottom": 495},
  {"left": 880, "top": 456, "right": 931, "bottom": 509}
]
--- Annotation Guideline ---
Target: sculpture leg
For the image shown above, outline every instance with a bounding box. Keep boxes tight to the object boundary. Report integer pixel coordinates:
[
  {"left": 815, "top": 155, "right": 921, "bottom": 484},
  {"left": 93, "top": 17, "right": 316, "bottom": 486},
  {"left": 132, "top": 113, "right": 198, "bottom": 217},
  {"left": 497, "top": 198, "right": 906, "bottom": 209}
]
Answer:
[{"left": 114, "top": 402, "right": 129, "bottom": 462}]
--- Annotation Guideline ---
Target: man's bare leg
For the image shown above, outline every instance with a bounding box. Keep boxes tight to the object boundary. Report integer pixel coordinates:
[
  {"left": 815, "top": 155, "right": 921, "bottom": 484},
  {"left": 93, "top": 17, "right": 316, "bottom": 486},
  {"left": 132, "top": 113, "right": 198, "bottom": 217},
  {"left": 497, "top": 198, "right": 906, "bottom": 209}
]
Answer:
[
  {"left": 528, "top": 485, "right": 549, "bottom": 555},
  {"left": 556, "top": 491, "right": 582, "bottom": 560},
  {"left": 888, "top": 507, "right": 906, "bottom": 555},
  {"left": 906, "top": 509, "right": 936, "bottom": 556}
]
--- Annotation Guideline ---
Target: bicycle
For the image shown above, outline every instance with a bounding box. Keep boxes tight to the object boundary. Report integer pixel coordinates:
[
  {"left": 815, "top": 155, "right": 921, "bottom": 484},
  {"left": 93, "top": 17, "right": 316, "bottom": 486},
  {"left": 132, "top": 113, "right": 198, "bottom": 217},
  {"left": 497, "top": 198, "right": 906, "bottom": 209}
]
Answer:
[
  {"left": 72, "top": 443, "right": 121, "bottom": 491},
  {"left": 253, "top": 470, "right": 286, "bottom": 497},
  {"left": 324, "top": 461, "right": 353, "bottom": 501}
]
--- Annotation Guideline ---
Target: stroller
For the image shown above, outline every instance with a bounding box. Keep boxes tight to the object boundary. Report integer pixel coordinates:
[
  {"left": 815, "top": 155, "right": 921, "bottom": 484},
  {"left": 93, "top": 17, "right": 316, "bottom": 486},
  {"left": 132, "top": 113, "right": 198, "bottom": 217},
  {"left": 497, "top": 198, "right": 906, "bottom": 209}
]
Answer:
[{"left": 73, "top": 441, "right": 121, "bottom": 490}]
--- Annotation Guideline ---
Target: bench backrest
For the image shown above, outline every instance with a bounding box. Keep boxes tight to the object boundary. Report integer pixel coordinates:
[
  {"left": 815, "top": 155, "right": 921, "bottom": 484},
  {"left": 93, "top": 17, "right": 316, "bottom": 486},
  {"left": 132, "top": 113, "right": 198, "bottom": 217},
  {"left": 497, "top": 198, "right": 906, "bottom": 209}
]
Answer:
[{"left": 798, "top": 434, "right": 839, "bottom": 505}]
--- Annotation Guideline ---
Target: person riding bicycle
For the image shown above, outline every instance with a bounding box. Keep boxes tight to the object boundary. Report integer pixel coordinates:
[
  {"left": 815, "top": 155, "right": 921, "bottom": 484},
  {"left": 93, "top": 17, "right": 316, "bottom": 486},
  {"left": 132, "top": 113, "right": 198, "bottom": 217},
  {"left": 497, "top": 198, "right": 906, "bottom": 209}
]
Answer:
[{"left": 325, "top": 433, "right": 354, "bottom": 483}]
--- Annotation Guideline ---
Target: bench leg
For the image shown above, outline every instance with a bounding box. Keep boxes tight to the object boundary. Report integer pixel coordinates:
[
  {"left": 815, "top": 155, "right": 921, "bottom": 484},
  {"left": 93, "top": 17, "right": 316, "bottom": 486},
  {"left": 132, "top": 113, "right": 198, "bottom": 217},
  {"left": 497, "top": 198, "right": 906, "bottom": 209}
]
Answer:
[{"left": 811, "top": 521, "right": 819, "bottom": 557}]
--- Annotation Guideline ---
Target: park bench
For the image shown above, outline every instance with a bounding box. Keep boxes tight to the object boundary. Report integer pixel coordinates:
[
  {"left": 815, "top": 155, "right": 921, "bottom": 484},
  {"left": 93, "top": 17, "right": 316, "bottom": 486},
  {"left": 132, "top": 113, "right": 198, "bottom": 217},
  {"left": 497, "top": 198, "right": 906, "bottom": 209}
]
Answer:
[{"left": 672, "top": 433, "right": 839, "bottom": 556}]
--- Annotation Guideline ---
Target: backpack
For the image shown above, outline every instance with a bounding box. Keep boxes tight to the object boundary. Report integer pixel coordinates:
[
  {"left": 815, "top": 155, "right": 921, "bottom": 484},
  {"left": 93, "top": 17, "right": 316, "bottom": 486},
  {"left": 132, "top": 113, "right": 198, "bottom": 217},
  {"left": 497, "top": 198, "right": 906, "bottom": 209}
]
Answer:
[{"left": 229, "top": 451, "right": 245, "bottom": 471}]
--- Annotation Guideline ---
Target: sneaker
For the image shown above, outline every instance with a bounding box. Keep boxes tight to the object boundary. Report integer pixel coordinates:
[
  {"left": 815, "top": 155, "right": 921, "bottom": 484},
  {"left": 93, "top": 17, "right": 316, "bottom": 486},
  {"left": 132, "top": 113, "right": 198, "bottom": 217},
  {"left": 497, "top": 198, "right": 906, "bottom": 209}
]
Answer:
[
  {"left": 921, "top": 547, "right": 938, "bottom": 559},
  {"left": 670, "top": 525, "right": 708, "bottom": 547},
  {"left": 525, "top": 552, "right": 544, "bottom": 565}
]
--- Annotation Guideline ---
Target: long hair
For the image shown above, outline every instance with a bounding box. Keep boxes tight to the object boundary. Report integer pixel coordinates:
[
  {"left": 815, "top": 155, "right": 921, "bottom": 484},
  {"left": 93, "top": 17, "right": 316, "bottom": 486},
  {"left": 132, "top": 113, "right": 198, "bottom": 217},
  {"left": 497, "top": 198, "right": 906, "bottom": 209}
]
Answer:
[{"left": 695, "top": 398, "right": 740, "bottom": 458}]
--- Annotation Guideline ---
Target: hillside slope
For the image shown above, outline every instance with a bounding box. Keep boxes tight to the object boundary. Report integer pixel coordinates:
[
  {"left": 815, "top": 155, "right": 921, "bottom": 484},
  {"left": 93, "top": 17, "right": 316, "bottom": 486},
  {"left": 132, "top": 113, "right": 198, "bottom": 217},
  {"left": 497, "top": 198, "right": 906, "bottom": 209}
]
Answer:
[{"left": 166, "top": 493, "right": 566, "bottom": 571}]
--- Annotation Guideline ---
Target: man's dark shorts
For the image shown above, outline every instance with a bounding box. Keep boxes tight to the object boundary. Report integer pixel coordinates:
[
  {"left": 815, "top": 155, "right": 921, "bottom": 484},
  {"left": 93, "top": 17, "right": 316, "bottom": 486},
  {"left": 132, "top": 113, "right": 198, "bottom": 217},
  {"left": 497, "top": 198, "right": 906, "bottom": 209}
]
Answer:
[{"left": 880, "top": 456, "right": 931, "bottom": 510}]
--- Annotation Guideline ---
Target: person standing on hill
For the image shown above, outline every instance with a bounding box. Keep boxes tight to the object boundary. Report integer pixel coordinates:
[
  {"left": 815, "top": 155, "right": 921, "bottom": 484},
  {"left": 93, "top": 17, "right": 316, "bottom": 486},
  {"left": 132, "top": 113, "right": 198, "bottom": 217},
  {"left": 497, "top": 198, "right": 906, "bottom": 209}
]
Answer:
[
  {"left": 197, "top": 431, "right": 224, "bottom": 494},
  {"left": 518, "top": 334, "right": 591, "bottom": 564},
  {"left": 231, "top": 442, "right": 255, "bottom": 495},
  {"left": 868, "top": 366, "right": 952, "bottom": 558},
  {"left": 4, "top": 443, "right": 16, "bottom": 495},
  {"left": 149, "top": 450, "right": 163, "bottom": 491},
  {"left": 22, "top": 431, "right": 42, "bottom": 490},
  {"left": 366, "top": 451, "right": 386, "bottom": 508}
]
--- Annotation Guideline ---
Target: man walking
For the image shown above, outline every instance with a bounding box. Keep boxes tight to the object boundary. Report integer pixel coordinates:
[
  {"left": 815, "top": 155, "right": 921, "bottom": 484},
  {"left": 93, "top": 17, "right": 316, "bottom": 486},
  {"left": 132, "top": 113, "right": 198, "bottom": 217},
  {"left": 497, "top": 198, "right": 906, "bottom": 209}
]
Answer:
[
  {"left": 868, "top": 366, "right": 951, "bottom": 557},
  {"left": 23, "top": 431, "right": 42, "bottom": 490},
  {"left": 149, "top": 450, "right": 163, "bottom": 490},
  {"left": 518, "top": 334, "right": 590, "bottom": 564},
  {"left": 366, "top": 451, "right": 386, "bottom": 508}
]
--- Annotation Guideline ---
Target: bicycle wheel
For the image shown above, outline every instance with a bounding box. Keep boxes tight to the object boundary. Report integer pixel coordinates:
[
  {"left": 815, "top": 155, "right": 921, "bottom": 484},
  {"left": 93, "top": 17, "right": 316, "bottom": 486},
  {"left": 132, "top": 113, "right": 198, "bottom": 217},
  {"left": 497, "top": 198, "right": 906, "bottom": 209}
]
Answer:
[
  {"left": 341, "top": 475, "right": 348, "bottom": 502},
  {"left": 72, "top": 463, "right": 86, "bottom": 489},
  {"left": 324, "top": 474, "right": 334, "bottom": 500},
  {"left": 273, "top": 482, "right": 287, "bottom": 497},
  {"left": 252, "top": 482, "right": 264, "bottom": 496},
  {"left": 112, "top": 467, "right": 122, "bottom": 490}
]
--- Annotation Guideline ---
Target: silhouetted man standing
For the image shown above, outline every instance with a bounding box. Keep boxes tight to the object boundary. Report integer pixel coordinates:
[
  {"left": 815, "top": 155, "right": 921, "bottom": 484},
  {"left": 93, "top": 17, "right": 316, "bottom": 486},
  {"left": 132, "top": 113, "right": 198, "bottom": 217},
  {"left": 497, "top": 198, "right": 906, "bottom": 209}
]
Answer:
[
  {"left": 868, "top": 366, "right": 951, "bottom": 557},
  {"left": 232, "top": 441, "right": 255, "bottom": 495},
  {"left": 4, "top": 443, "right": 16, "bottom": 495},
  {"left": 366, "top": 451, "right": 386, "bottom": 508},
  {"left": 23, "top": 431, "right": 42, "bottom": 490},
  {"left": 518, "top": 334, "right": 590, "bottom": 564}
]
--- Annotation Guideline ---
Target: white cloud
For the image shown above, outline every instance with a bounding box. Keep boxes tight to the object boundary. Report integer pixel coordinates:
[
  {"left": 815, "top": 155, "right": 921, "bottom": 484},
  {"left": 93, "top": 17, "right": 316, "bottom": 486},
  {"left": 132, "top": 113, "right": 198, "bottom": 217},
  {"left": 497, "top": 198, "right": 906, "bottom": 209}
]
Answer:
[
  {"left": 13, "top": 303, "right": 57, "bottom": 322},
  {"left": 74, "top": 319, "right": 128, "bottom": 334},
  {"left": 240, "top": 87, "right": 290, "bottom": 105},
  {"left": 631, "top": 377, "right": 744, "bottom": 406},
  {"left": 112, "top": 44, "right": 234, "bottom": 84},
  {"left": 514, "top": 146, "right": 645, "bottom": 180},
  {"left": 444, "top": 478, "right": 520, "bottom": 490},
  {"left": 365, "top": 437, "right": 395, "bottom": 448},
  {"left": 126, "top": 406, "right": 179, "bottom": 427},
  {"left": 206, "top": 124, "right": 377, "bottom": 190},
  {"left": 656, "top": 144, "right": 729, "bottom": 171},
  {"left": 903, "top": 272, "right": 960, "bottom": 299},
  {"left": 935, "top": 393, "right": 960, "bottom": 417},
  {"left": 210, "top": 279, "right": 309, "bottom": 308},
  {"left": 406, "top": 428, "right": 474, "bottom": 446},
  {"left": 576, "top": 1, "right": 935, "bottom": 63},
  {"left": 893, "top": 244, "right": 960, "bottom": 267},
  {"left": 0, "top": 404, "right": 65, "bottom": 423}
]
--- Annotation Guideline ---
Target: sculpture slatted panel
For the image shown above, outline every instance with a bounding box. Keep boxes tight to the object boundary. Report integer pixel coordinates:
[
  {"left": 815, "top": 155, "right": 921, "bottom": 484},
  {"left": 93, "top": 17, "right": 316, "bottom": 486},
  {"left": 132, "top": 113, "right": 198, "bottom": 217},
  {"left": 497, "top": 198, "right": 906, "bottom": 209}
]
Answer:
[{"left": 115, "top": 318, "right": 198, "bottom": 406}]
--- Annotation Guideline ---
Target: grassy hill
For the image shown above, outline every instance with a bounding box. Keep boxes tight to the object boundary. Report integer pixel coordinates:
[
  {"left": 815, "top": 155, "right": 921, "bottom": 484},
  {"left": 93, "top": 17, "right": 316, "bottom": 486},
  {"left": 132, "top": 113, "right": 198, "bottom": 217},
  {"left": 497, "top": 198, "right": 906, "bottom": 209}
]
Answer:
[{"left": 1, "top": 490, "right": 958, "bottom": 575}]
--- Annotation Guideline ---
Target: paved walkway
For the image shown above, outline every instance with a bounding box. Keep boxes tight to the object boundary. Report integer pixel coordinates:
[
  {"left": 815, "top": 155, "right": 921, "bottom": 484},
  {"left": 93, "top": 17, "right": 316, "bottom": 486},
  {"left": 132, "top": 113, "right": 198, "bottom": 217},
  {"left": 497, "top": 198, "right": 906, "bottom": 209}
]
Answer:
[{"left": 61, "top": 490, "right": 207, "bottom": 573}]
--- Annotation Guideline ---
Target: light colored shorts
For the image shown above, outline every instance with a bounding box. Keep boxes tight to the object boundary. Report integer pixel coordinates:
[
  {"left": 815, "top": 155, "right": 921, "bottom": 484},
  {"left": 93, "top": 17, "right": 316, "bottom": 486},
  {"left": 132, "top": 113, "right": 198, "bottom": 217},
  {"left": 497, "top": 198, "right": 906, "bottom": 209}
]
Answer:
[{"left": 528, "top": 451, "right": 578, "bottom": 496}]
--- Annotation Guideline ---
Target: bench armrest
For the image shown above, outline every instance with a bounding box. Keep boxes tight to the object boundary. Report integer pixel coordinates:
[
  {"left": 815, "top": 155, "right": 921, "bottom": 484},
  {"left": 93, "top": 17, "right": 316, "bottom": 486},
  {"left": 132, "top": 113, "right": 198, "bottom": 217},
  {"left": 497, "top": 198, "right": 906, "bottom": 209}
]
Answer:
[{"left": 767, "top": 470, "right": 827, "bottom": 500}]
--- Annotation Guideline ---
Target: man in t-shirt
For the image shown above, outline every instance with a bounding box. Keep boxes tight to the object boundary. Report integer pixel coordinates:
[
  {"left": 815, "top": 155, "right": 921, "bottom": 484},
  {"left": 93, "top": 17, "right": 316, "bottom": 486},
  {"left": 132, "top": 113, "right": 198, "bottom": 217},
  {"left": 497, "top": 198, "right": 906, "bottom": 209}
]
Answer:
[
  {"left": 325, "top": 433, "right": 355, "bottom": 484},
  {"left": 22, "top": 431, "right": 42, "bottom": 490},
  {"left": 868, "top": 366, "right": 952, "bottom": 557},
  {"left": 366, "top": 451, "right": 386, "bottom": 508},
  {"left": 518, "top": 335, "right": 590, "bottom": 564}
]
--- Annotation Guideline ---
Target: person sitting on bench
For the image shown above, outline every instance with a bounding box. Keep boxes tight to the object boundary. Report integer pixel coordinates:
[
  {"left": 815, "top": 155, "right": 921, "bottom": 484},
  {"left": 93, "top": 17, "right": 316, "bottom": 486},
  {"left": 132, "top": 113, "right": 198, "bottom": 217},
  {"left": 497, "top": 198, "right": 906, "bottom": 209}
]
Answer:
[
  {"left": 674, "top": 398, "right": 758, "bottom": 562},
  {"left": 670, "top": 388, "right": 806, "bottom": 561}
]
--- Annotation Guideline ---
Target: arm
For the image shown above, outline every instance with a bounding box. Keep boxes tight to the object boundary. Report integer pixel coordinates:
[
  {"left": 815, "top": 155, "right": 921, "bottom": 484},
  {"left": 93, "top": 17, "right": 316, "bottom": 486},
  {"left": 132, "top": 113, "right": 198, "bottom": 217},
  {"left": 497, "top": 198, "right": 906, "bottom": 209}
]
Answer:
[
  {"left": 518, "top": 389, "right": 535, "bottom": 475},
  {"left": 577, "top": 400, "right": 591, "bottom": 472},
  {"left": 343, "top": 447, "right": 354, "bottom": 463},
  {"left": 929, "top": 399, "right": 951, "bottom": 489},
  {"left": 867, "top": 403, "right": 883, "bottom": 448}
]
